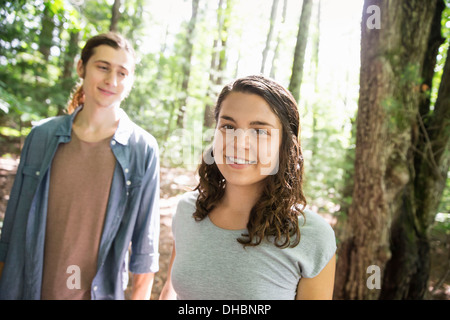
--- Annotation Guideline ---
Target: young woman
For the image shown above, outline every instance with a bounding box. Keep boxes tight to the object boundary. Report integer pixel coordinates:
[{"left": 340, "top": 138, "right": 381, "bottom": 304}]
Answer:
[
  {"left": 0, "top": 32, "right": 160, "bottom": 300},
  {"left": 160, "top": 75, "right": 336, "bottom": 300}
]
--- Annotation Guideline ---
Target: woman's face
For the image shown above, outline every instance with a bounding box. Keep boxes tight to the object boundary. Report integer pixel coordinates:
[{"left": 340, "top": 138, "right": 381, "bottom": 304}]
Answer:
[{"left": 213, "top": 91, "right": 283, "bottom": 187}]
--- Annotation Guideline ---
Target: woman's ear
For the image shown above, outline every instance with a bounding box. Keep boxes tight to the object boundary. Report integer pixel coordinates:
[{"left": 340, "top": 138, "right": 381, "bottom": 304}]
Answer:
[{"left": 76, "top": 60, "right": 85, "bottom": 78}]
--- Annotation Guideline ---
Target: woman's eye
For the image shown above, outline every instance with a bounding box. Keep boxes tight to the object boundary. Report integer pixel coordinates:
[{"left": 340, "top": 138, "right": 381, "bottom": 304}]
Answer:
[
  {"left": 221, "top": 124, "right": 235, "bottom": 130},
  {"left": 253, "top": 128, "right": 268, "bottom": 135}
]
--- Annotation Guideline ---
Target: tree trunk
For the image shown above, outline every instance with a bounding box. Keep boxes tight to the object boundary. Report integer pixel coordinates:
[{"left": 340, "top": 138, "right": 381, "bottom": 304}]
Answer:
[
  {"left": 270, "top": 0, "right": 287, "bottom": 78},
  {"left": 308, "top": 0, "right": 321, "bottom": 173},
  {"left": 380, "top": 0, "right": 449, "bottom": 299},
  {"left": 204, "top": 0, "right": 229, "bottom": 129},
  {"left": 260, "top": 0, "right": 279, "bottom": 74},
  {"left": 59, "top": 29, "right": 80, "bottom": 115},
  {"left": 176, "top": 0, "right": 200, "bottom": 128},
  {"left": 310, "top": 0, "right": 320, "bottom": 91},
  {"left": 334, "top": 0, "right": 443, "bottom": 300},
  {"left": 110, "top": 0, "right": 121, "bottom": 32},
  {"left": 39, "top": 4, "right": 55, "bottom": 62},
  {"left": 288, "top": 0, "right": 313, "bottom": 102}
]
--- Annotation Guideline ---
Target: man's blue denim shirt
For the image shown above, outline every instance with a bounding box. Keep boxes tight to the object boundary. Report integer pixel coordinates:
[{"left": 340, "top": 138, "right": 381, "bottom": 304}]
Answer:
[{"left": 0, "top": 107, "right": 160, "bottom": 299}]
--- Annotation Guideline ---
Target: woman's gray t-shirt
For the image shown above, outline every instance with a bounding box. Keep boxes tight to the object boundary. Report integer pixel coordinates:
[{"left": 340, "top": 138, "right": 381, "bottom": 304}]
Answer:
[{"left": 171, "top": 191, "right": 336, "bottom": 300}]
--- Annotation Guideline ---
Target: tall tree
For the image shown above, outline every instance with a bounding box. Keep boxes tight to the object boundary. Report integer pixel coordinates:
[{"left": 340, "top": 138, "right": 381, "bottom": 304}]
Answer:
[
  {"left": 176, "top": 0, "right": 200, "bottom": 128},
  {"left": 58, "top": 29, "right": 80, "bottom": 115},
  {"left": 39, "top": 3, "right": 55, "bottom": 62},
  {"left": 260, "top": 0, "right": 279, "bottom": 74},
  {"left": 288, "top": 0, "right": 313, "bottom": 102},
  {"left": 110, "top": 0, "right": 121, "bottom": 32},
  {"left": 203, "top": 0, "right": 231, "bottom": 129},
  {"left": 308, "top": 0, "right": 321, "bottom": 173},
  {"left": 380, "top": 0, "right": 449, "bottom": 299},
  {"left": 334, "top": 0, "right": 449, "bottom": 300},
  {"left": 270, "top": 0, "right": 287, "bottom": 78}
]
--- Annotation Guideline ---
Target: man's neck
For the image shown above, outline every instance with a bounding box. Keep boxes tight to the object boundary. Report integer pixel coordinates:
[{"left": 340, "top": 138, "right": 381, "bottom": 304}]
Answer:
[{"left": 72, "top": 104, "right": 120, "bottom": 142}]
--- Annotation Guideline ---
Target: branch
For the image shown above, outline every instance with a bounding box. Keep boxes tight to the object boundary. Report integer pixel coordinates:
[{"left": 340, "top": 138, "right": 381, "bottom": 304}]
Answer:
[{"left": 416, "top": 113, "right": 443, "bottom": 180}]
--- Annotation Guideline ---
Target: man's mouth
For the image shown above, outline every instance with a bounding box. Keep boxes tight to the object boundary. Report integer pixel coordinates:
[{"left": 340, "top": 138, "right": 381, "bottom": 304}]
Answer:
[{"left": 98, "top": 87, "right": 116, "bottom": 95}]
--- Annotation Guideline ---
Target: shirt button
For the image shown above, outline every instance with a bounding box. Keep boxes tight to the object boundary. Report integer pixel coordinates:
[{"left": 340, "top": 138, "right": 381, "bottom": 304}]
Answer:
[
  {"left": 126, "top": 180, "right": 131, "bottom": 186},
  {"left": 93, "top": 286, "right": 98, "bottom": 291},
  {"left": 125, "top": 168, "right": 129, "bottom": 173},
  {"left": 36, "top": 171, "right": 40, "bottom": 176},
  {"left": 111, "top": 140, "right": 116, "bottom": 146}
]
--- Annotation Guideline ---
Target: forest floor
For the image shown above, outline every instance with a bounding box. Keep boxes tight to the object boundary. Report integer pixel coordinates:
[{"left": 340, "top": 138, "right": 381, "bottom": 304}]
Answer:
[{"left": 0, "top": 156, "right": 448, "bottom": 300}]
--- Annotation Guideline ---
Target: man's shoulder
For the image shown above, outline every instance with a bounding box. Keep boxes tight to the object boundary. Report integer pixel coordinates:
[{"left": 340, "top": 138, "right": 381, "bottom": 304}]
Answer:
[{"left": 32, "top": 114, "right": 67, "bottom": 131}]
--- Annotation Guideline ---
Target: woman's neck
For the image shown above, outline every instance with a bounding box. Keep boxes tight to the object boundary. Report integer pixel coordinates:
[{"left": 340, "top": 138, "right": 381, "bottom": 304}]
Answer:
[
  {"left": 208, "top": 182, "right": 265, "bottom": 230},
  {"left": 72, "top": 104, "right": 120, "bottom": 142},
  {"left": 222, "top": 183, "right": 263, "bottom": 214}
]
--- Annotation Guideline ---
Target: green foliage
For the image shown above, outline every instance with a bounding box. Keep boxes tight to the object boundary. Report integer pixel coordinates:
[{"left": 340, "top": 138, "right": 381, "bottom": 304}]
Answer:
[
  {"left": 0, "top": 0, "right": 448, "bottom": 216},
  {"left": 431, "top": 2, "right": 450, "bottom": 108},
  {"left": 0, "top": 0, "right": 81, "bottom": 128}
]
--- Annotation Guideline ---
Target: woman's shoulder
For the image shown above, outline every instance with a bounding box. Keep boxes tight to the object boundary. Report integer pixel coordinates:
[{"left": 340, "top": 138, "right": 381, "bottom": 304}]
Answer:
[
  {"left": 171, "top": 190, "right": 199, "bottom": 235},
  {"left": 295, "top": 209, "right": 337, "bottom": 278},
  {"left": 300, "top": 210, "right": 334, "bottom": 235},
  {"left": 176, "top": 189, "right": 199, "bottom": 212},
  {"left": 172, "top": 190, "right": 199, "bottom": 220},
  {"left": 298, "top": 209, "right": 336, "bottom": 247}
]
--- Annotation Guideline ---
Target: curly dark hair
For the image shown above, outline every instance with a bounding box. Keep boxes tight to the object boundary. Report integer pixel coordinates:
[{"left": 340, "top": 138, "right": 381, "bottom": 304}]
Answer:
[{"left": 194, "top": 75, "right": 306, "bottom": 248}]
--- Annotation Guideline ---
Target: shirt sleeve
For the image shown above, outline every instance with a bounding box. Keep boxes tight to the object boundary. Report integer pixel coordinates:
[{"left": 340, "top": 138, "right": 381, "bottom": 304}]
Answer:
[
  {"left": 129, "top": 141, "right": 160, "bottom": 274},
  {"left": 171, "top": 190, "right": 199, "bottom": 243},
  {"left": 298, "top": 210, "right": 337, "bottom": 278},
  {"left": 0, "top": 128, "right": 36, "bottom": 262}
]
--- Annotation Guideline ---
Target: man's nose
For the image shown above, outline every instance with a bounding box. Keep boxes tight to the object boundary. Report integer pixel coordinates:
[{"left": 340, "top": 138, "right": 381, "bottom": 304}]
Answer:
[{"left": 105, "top": 72, "right": 118, "bottom": 86}]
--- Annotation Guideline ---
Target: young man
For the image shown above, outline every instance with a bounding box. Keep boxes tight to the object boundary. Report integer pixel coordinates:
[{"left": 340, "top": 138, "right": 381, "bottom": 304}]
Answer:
[{"left": 0, "top": 33, "right": 160, "bottom": 300}]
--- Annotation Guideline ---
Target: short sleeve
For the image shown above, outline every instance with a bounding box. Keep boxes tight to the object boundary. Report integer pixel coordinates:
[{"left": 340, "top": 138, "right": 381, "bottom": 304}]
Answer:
[
  {"left": 297, "top": 210, "right": 337, "bottom": 278},
  {"left": 171, "top": 190, "right": 198, "bottom": 242}
]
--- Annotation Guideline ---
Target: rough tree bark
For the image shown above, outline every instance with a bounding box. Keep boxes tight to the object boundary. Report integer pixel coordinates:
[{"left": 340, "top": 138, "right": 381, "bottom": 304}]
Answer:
[
  {"left": 380, "top": 0, "right": 449, "bottom": 299},
  {"left": 334, "top": 0, "right": 448, "bottom": 300}
]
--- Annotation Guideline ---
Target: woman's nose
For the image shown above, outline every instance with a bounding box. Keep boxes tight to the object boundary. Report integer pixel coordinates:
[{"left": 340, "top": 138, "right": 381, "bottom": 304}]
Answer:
[{"left": 233, "top": 128, "right": 252, "bottom": 150}]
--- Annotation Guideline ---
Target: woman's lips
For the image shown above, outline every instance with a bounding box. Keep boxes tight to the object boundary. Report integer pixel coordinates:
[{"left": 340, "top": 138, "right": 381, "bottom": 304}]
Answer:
[{"left": 225, "top": 156, "right": 257, "bottom": 169}]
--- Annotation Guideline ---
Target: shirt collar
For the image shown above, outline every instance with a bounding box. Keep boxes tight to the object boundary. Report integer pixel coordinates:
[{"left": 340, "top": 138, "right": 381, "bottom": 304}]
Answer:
[
  {"left": 55, "top": 106, "right": 82, "bottom": 138},
  {"left": 113, "top": 108, "right": 133, "bottom": 146},
  {"left": 55, "top": 105, "right": 133, "bottom": 145}
]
